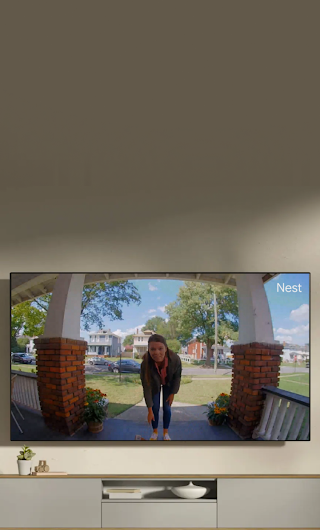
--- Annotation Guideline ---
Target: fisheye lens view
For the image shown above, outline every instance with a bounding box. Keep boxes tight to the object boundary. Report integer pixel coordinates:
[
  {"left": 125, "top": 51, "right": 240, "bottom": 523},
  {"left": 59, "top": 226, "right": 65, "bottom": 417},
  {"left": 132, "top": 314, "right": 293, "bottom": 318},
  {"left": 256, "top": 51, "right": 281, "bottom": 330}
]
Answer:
[{"left": 10, "top": 272, "right": 310, "bottom": 442}]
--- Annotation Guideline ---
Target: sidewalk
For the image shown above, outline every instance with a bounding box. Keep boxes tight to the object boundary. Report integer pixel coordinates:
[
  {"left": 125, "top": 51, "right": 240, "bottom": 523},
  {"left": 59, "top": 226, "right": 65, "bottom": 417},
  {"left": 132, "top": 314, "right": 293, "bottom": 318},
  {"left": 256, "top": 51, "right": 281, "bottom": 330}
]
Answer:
[{"left": 114, "top": 399, "right": 209, "bottom": 423}]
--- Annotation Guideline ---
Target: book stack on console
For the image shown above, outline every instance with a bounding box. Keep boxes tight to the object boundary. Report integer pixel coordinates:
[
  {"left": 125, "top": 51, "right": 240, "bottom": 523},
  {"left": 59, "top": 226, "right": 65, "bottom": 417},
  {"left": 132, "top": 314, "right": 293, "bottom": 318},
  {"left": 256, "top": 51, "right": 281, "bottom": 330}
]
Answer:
[{"left": 106, "top": 488, "right": 142, "bottom": 499}]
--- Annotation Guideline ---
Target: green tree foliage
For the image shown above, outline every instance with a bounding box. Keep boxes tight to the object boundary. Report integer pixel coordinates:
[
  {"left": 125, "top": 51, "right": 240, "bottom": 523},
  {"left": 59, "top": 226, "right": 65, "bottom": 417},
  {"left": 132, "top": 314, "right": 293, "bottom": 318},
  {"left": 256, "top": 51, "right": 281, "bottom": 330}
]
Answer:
[
  {"left": 142, "top": 316, "right": 184, "bottom": 347},
  {"left": 11, "top": 281, "right": 142, "bottom": 348},
  {"left": 11, "top": 301, "right": 46, "bottom": 339},
  {"left": 165, "top": 282, "right": 239, "bottom": 366},
  {"left": 123, "top": 334, "right": 134, "bottom": 347},
  {"left": 142, "top": 316, "right": 166, "bottom": 333},
  {"left": 12, "top": 337, "right": 30, "bottom": 353},
  {"left": 166, "top": 339, "right": 181, "bottom": 353},
  {"left": 33, "top": 281, "right": 141, "bottom": 332}
]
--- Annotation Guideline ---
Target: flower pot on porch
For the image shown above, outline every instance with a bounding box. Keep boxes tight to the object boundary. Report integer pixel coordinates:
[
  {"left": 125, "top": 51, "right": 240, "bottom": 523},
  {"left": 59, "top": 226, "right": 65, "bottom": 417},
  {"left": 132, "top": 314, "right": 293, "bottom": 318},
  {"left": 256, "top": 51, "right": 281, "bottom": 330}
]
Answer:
[
  {"left": 87, "top": 421, "right": 104, "bottom": 433},
  {"left": 208, "top": 418, "right": 226, "bottom": 426},
  {"left": 17, "top": 459, "right": 33, "bottom": 475}
]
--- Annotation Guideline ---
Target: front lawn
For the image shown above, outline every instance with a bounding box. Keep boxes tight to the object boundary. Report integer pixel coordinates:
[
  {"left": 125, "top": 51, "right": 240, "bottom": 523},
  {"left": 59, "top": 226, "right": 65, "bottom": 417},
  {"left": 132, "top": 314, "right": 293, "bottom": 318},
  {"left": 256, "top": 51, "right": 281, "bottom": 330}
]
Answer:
[
  {"left": 11, "top": 364, "right": 36, "bottom": 373},
  {"left": 85, "top": 374, "right": 143, "bottom": 418}
]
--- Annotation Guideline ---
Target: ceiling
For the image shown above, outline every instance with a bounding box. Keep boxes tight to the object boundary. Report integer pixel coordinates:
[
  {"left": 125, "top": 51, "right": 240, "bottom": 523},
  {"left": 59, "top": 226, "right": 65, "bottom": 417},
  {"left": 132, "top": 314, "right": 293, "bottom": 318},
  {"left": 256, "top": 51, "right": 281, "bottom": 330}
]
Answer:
[{"left": 10, "top": 273, "right": 278, "bottom": 306}]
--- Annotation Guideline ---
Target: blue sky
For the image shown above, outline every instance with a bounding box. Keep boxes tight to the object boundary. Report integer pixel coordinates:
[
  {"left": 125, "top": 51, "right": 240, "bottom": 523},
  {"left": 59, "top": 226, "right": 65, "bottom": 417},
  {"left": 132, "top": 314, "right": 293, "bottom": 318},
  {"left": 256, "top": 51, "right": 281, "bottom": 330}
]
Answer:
[
  {"left": 264, "top": 273, "right": 309, "bottom": 346},
  {"left": 81, "top": 274, "right": 310, "bottom": 347}
]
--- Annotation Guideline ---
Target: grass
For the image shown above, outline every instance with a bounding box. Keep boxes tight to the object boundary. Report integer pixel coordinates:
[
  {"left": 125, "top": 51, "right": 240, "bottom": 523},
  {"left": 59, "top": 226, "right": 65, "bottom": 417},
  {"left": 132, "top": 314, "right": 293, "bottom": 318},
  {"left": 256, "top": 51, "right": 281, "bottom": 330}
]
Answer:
[
  {"left": 281, "top": 361, "right": 307, "bottom": 368},
  {"left": 11, "top": 364, "right": 36, "bottom": 373},
  {"left": 175, "top": 378, "right": 232, "bottom": 405},
  {"left": 278, "top": 373, "right": 309, "bottom": 397},
  {"left": 191, "top": 374, "right": 232, "bottom": 378},
  {"left": 85, "top": 373, "right": 143, "bottom": 418}
]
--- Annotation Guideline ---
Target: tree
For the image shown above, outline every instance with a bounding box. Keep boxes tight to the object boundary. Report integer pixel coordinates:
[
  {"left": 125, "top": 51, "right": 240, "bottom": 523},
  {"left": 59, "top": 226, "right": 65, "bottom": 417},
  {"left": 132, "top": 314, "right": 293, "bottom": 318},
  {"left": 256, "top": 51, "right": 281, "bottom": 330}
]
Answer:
[
  {"left": 11, "top": 281, "right": 142, "bottom": 351},
  {"left": 142, "top": 315, "right": 184, "bottom": 343},
  {"left": 165, "top": 282, "right": 239, "bottom": 369},
  {"left": 142, "top": 316, "right": 167, "bottom": 333},
  {"left": 32, "top": 281, "right": 142, "bottom": 332},
  {"left": 167, "top": 339, "right": 181, "bottom": 353},
  {"left": 11, "top": 301, "right": 46, "bottom": 339},
  {"left": 123, "top": 334, "right": 134, "bottom": 347}
]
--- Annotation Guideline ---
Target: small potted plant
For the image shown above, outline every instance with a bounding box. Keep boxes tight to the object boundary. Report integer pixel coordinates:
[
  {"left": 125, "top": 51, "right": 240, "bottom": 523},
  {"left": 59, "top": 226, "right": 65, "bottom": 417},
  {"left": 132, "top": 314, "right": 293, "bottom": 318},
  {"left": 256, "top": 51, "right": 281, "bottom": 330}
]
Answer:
[
  {"left": 205, "top": 393, "right": 230, "bottom": 426},
  {"left": 83, "top": 387, "right": 108, "bottom": 433},
  {"left": 17, "top": 445, "right": 36, "bottom": 475}
]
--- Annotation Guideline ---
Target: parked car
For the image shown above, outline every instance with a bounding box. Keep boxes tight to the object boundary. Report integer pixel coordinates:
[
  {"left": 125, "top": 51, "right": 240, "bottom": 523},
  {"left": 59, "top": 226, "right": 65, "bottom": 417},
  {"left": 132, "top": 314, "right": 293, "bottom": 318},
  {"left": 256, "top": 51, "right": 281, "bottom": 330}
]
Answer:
[
  {"left": 108, "top": 359, "right": 141, "bottom": 374},
  {"left": 11, "top": 352, "right": 34, "bottom": 364},
  {"left": 87, "top": 356, "right": 114, "bottom": 366}
]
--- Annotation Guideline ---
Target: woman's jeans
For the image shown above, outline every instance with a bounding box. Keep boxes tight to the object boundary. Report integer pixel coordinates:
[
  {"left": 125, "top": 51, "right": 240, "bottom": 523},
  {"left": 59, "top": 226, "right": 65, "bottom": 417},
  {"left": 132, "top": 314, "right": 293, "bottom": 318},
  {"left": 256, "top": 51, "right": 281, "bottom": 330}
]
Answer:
[{"left": 152, "top": 385, "right": 172, "bottom": 430}]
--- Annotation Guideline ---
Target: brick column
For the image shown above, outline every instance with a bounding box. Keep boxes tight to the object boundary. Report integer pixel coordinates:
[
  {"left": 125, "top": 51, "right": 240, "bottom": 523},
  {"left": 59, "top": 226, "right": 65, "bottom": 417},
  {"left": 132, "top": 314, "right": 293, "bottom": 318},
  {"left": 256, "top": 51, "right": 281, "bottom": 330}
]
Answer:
[
  {"left": 227, "top": 342, "right": 283, "bottom": 440},
  {"left": 34, "top": 337, "right": 87, "bottom": 436}
]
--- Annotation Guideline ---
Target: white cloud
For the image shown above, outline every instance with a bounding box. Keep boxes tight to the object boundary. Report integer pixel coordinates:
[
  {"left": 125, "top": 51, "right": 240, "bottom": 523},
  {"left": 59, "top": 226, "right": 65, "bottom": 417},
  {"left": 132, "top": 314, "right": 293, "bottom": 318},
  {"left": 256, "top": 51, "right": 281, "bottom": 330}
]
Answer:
[
  {"left": 276, "top": 335, "right": 293, "bottom": 343},
  {"left": 165, "top": 318, "right": 169, "bottom": 323},
  {"left": 148, "top": 283, "right": 158, "bottom": 291},
  {"left": 158, "top": 306, "right": 166, "bottom": 313},
  {"left": 113, "top": 324, "right": 144, "bottom": 340},
  {"left": 157, "top": 296, "right": 161, "bottom": 300},
  {"left": 148, "top": 309, "right": 156, "bottom": 313},
  {"left": 276, "top": 324, "right": 309, "bottom": 336},
  {"left": 290, "top": 304, "right": 309, "bottom": 322}
]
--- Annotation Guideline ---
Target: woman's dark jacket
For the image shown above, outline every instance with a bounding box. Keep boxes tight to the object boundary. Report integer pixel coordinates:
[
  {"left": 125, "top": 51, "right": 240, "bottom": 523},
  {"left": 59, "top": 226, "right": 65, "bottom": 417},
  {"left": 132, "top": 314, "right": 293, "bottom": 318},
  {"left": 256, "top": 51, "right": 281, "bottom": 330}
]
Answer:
[{"left": 140, "top": 349, "right": 182, "bottom": 408}]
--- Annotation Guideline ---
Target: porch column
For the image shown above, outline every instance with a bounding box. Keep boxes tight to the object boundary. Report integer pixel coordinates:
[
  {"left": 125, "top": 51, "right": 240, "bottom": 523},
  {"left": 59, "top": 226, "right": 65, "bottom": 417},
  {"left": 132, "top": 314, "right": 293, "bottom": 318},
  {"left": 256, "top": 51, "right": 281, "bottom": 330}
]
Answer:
[
  {"left": 227, "top": 274, "right": 283, "bottom": 440},
  {"left": 34, "top": 274, "right": 87, "bottom": 436}
]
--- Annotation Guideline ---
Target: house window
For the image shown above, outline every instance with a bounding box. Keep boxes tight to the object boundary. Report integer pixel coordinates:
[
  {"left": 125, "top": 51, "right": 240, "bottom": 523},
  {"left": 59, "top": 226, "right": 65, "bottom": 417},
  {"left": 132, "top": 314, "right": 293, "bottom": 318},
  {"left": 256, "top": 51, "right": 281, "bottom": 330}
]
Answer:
[{"left": 100, "top": 335, "right": 104, "bottom": 343}]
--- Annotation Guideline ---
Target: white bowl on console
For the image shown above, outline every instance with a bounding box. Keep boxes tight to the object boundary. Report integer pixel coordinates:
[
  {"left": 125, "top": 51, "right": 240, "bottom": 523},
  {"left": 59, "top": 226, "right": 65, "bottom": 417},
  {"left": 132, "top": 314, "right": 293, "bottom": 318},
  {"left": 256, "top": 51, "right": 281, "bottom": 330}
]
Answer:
[{"left": 171, "top": 481, "right": 209, "bottom": 499}]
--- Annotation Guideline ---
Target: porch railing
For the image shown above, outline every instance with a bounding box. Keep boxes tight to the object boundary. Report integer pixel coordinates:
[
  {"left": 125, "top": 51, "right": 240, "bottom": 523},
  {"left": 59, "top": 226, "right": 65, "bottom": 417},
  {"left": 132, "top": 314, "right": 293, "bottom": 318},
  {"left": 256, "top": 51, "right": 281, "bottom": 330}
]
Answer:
[
  {"left": 252, "top": 385, "right": 309, "bottom": 441},
  {"left": 11, "top": 370, "right": 41, "bottom": 412},
  {"left": 179, "top": 355, "right": 191, "bottom": 363}
]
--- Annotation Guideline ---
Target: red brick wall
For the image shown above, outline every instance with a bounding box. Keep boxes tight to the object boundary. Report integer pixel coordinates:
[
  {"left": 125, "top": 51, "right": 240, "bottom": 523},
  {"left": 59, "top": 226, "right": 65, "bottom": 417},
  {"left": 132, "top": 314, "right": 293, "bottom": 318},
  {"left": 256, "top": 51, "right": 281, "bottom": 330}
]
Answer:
[
  {"left": 187, "top": 341, "right": 204, "bottom": 360},
  {"left": 34, "top": 337, "right": 87, "bottom": 436},
  {"left": 227, "top": 342, "right": 283, "bottom": 439}
]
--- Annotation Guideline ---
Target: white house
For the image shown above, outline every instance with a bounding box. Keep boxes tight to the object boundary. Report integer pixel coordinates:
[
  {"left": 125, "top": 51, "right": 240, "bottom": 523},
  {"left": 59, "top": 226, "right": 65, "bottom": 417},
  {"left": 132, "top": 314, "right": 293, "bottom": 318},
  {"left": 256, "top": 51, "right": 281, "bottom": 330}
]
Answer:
[
  {"left": 87, "top": 329, "right": 121, "bottom": 356},
  {"left": 26, "top": 335, "right": 87, "bottom": 354},
  {"left": 281, "top": 347, "right": 309, "bottom": 363},
  {"left": 132, "top": 329, "right": 154, "bottom": 356},
  {"left": 26, "top": 337, "right": 36, "bottom": 353}
]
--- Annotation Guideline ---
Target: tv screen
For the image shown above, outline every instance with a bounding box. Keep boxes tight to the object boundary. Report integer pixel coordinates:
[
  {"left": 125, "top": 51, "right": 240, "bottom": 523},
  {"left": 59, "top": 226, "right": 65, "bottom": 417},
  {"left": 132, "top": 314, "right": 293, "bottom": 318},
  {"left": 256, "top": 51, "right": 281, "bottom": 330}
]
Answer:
[{"left": 10, "top": 272, "right": 310, "bottom": 442}]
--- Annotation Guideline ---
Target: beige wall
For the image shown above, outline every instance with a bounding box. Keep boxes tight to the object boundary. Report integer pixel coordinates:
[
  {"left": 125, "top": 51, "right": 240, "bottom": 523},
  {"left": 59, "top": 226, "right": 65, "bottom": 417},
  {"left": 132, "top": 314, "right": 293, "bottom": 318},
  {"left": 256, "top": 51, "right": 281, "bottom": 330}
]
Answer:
[{"left": 0, "top": 1, "right": 319, "bottom": 475}]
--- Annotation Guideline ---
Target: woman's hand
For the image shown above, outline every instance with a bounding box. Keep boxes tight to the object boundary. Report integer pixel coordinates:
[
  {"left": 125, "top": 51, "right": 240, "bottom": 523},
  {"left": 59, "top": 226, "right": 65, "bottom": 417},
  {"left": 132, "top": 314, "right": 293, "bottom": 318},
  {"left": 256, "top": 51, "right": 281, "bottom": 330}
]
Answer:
[
  {"left": 166, "top": 393, "right": 174, "bottom": 406},
  {"left": 147, "top": 408, "right": 155, "bottom": 424}
]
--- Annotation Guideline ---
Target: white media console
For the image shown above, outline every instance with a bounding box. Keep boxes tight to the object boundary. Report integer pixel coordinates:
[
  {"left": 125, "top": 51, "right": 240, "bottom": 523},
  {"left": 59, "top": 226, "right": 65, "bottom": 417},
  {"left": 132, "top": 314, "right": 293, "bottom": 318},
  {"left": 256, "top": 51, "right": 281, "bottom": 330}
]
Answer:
[{"left": 0, "top": 475, "right": 319, "bottom": 528}]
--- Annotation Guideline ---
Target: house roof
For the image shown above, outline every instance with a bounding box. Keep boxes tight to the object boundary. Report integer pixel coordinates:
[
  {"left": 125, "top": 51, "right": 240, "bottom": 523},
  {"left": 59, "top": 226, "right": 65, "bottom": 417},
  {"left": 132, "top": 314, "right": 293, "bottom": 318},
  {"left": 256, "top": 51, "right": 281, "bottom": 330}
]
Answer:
[{"left": 133, "top": 329, "right": 154, "bottom": 337}]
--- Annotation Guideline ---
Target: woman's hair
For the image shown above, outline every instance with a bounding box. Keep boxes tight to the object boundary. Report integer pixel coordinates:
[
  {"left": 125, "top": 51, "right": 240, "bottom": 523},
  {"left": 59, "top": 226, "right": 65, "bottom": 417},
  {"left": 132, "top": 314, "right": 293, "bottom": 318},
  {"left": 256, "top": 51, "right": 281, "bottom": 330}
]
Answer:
[
  {"left": 143, "top": 334, "right": 168, "bottom": 387},
  {"left": 148, "top": 333, "right": 168, "bottom": 348}
]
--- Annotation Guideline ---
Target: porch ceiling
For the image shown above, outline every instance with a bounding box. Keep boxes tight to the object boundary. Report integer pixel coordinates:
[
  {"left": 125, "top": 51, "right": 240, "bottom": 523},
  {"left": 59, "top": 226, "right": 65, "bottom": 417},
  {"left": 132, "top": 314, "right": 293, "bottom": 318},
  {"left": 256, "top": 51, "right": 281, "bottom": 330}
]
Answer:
[{"left": 10, "top": 272, "right": 279, "bottom": 306}]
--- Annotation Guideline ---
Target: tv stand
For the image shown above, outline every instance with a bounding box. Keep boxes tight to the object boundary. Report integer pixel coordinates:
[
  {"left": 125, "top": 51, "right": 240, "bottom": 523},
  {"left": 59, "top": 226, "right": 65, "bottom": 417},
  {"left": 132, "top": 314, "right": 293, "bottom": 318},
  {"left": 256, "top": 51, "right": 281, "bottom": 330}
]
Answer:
[
  {"left": 101, "top": 478, "right": 217, "bottom": 528},
  {"left": 0, "top": 475, "right": 319, "bottom": 528}
]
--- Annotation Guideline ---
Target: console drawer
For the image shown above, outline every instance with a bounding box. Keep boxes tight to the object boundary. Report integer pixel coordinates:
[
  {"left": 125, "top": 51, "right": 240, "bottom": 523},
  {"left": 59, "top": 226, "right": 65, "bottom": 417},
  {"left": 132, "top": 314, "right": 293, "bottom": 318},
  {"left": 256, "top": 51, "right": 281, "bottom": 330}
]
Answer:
[{"left": 102, "top": 501, "right": 217, "bottom": 528}]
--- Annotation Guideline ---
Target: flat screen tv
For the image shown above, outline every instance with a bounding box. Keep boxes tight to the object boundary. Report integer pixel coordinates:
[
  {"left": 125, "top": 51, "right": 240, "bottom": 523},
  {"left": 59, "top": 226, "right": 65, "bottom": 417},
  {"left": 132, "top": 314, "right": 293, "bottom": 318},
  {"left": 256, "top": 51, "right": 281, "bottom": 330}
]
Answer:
[{"left": 10, "top": 272, "right": 310, "bottom": 442}]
